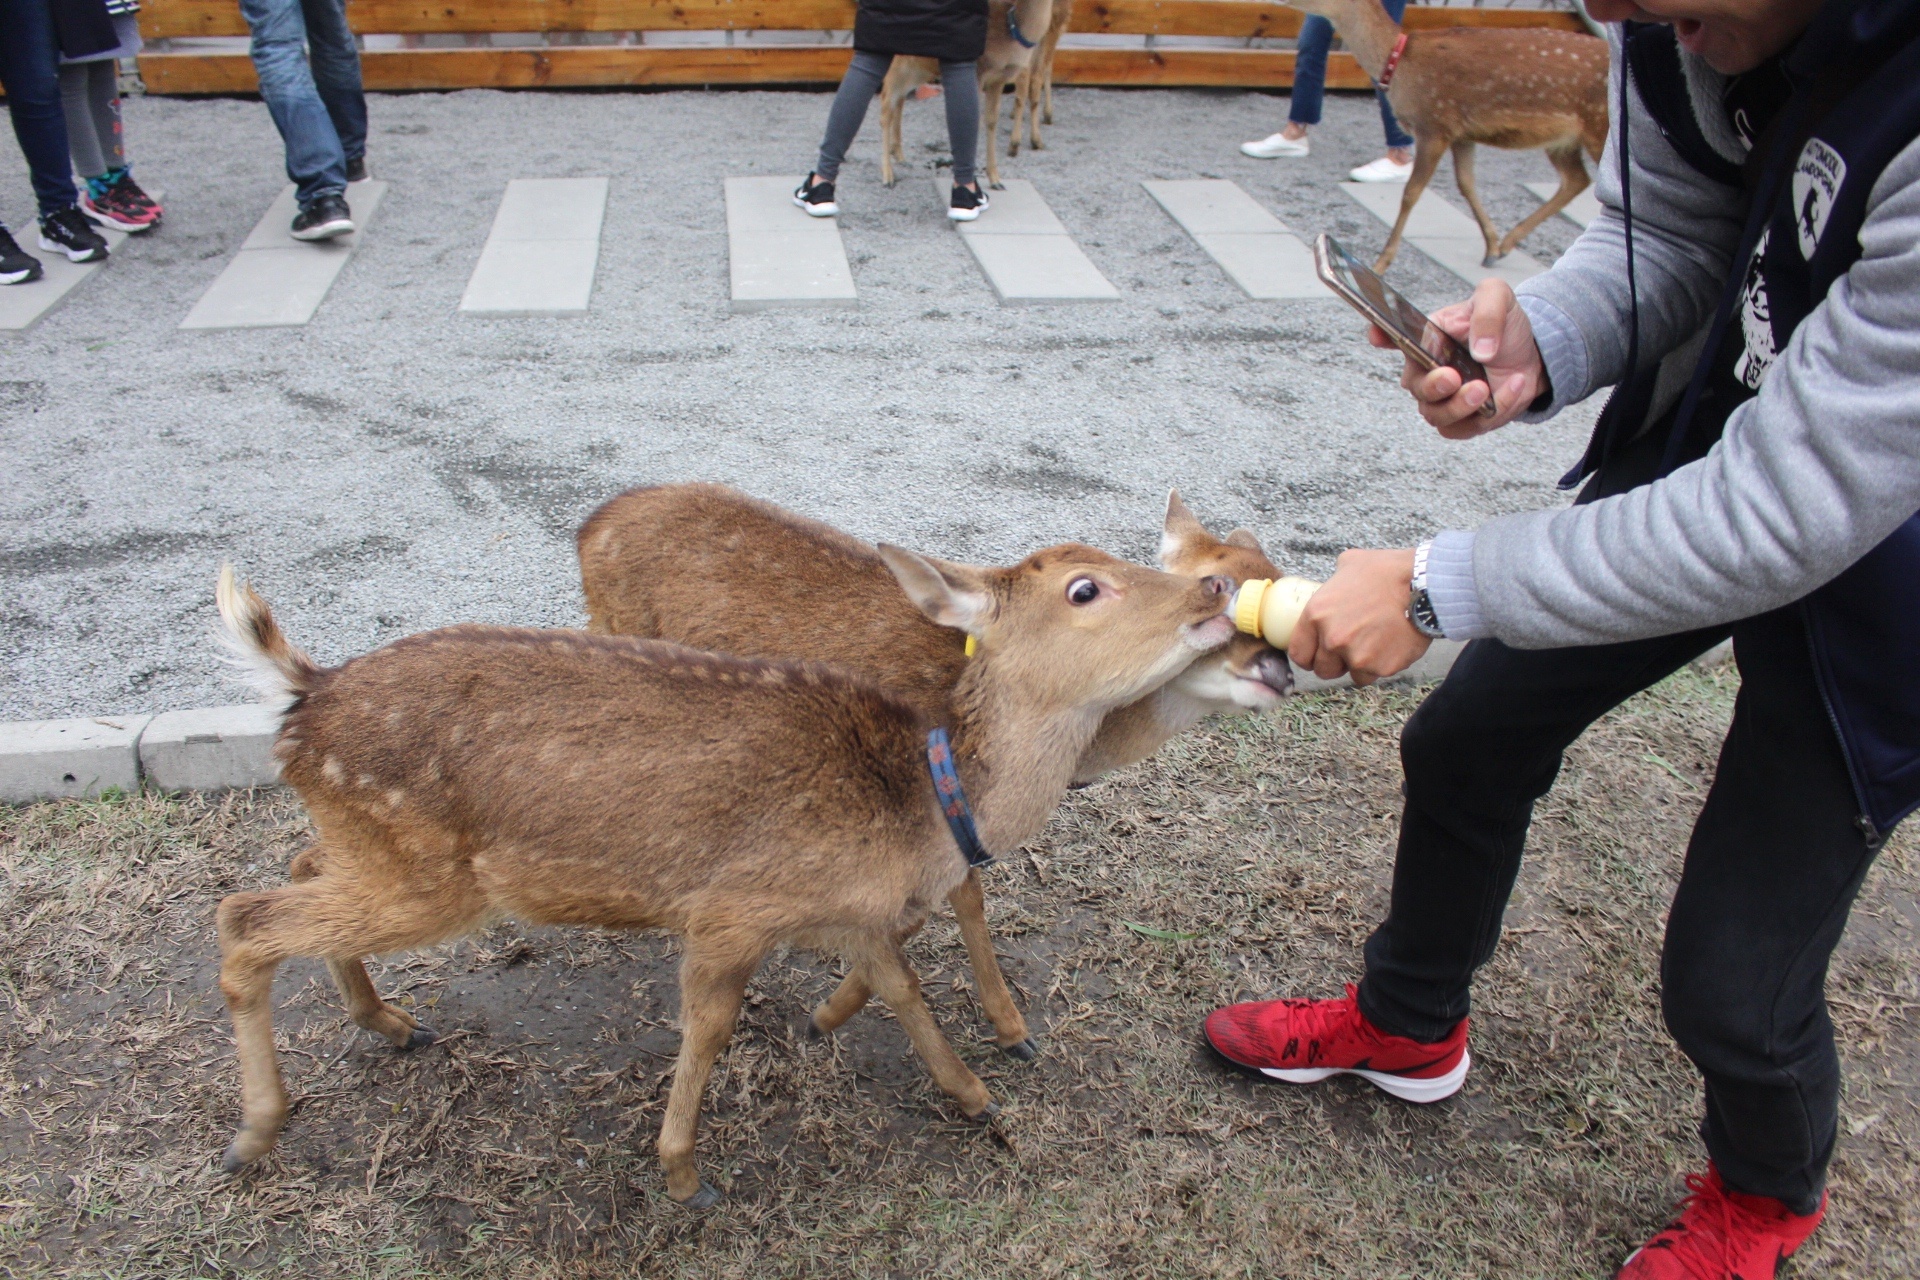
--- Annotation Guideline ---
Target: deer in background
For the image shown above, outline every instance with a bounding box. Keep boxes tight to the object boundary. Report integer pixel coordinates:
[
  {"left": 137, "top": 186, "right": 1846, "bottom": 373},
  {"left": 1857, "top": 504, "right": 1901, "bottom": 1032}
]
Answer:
[
  {"left": 1012, "top": 0, "right": 1073, "bottom": 157},
  {"left": 880, "top": 0, "right": 1055, "bottom": 189},
  {"left": 211, "top": 548, "right": 1232, "bottom": 1207},
  {"left": 1289, "top": 0, "right": 1608, "bottom": 271},
  {"left": 577, "top": 484, "right": 1292, "bottom": 1058}
]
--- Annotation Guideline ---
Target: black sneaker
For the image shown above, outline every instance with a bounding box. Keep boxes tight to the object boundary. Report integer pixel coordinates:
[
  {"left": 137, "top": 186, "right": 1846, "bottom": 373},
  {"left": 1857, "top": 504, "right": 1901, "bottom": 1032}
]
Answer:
[
  {"left": 792, "top": 172, "right": 838, "bottom": 217},
  {"left": 38, "top": 206, "right": 111, "bottom": 262},
  {"left": 0, "top": 226, "right": 43, "bottom": 284},
  {"left": 948, "top": 183, "right": 989, "bottom": 222},
  {"left": 290, "top": 193, "right": 355, "bottom": 241},
  {"left": 345, "top": 155, "right": 370, "bottom": 184}
]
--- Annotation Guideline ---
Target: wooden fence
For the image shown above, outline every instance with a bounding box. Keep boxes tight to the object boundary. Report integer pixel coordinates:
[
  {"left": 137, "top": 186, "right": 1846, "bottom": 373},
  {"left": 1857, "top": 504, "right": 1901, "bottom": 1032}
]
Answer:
[{"left": 135, "top": 0, "right": 1587, "bottom": 95}]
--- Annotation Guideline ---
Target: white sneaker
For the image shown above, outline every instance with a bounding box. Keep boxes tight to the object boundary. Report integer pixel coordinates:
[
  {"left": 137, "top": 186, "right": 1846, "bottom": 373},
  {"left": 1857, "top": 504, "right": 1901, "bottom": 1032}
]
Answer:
[
  {"left": 1241, "top": 132, "right": 1311, "bottom": 159},
  {"left": 1349, "top": 155, "right": 1414, "bottom": 183}
]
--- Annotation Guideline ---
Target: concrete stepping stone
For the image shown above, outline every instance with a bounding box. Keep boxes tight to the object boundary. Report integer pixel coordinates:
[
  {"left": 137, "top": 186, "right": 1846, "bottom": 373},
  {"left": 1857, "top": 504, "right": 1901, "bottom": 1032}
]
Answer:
[
  {"left": 180, "top": 181, "right": 387, "bottom": 329},
  {"left": 726, "top": 176, "right": 857, "bottom": 312},
  {"left": 1340, "top": 181, "right": 1542, "bottom": 288},
  {"left": 1523, "top": 180, "right": 1603, "bottom": 229},
  {"left": 942, "top": 178, "right": 1118, "bottom": 305},
  {"left": 1143, "top": 179, "right": 1327, "bottom": 300},
  {"left": 460, "top": 177, "right": 608, "bottom": 315},
  {"left": 0, "top": 227, "right": 127, "bottom": 332}
]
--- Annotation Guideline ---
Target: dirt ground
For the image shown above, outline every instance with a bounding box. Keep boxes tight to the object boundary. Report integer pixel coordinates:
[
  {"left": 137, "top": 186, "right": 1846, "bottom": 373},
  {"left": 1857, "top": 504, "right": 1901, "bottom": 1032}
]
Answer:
[{"left": 2, "top": 669, "right": 1915, "bottom": 1278}]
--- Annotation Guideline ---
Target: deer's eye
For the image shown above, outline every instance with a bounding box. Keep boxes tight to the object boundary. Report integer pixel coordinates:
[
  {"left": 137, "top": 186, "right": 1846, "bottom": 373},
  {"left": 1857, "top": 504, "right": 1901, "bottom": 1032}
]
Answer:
[{"left": 1066, "top": 578, "right": 1101, "bottom": 605}]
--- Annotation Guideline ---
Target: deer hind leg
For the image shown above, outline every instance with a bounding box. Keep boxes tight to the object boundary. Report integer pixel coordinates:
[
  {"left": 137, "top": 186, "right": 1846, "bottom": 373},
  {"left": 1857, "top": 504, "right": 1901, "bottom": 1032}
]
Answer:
[
  {"left": 657, "top": 934, "right": 768, "bottom": 1208},
  {"left": 1495, "top": 142, "right": 1590, "bottom": 261},
  {"left": 809, "top": 969, "right": 872, "bottom": 1038},
  {"left": 858, "top": 933, "right": 994, "bottom": 1118},
  {"left": 1446, "top": 140, "right": 1505, "bottom": 267},
  {"left": 948, "top": 871, "right": 1036, "bottom": 1059},
  {"left": 1374, "top": 135, "right": 1448, "bottom": 275},
  {"left": 879, "top": 66, "right": 904, "bottom": 187},
  {"left": 288, "top": 846, "right": 434, "bottom": 1050},
  {"left": 980, "top": 75, "right": 1009, "bottom": 188}
]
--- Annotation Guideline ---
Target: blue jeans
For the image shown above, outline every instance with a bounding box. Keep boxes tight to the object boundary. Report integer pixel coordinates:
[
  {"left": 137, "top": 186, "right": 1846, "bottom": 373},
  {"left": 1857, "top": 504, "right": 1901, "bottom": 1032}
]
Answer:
[
  {"left": 1290, "top": 1, "right": 1413, "bottom": 150},
  {"left": 239, "top": 0, "right": 366, "bottom": 205},
  {"left": 0, "top": 0, "right": 82, "bottom": 216}
]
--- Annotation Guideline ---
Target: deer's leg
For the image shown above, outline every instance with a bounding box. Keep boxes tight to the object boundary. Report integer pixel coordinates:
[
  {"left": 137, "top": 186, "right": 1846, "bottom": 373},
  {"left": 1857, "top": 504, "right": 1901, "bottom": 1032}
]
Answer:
[
  {"left": 326, "top": 958, "right": 434, "bottom": 1049},
  {"left": 1496, "top": 143, "right": 1590, "bottom": 261},
  {"left": 809, "top": 970, "right": 872, "bottom": 1037},
  {"left": 658, "top": 935, "right": 766, "bottom": 1208},
  {"left": 1041, "top": 52, "right": 1056, "bottom": 123},
  {"left": 1447, "top": 140, "right": 1506, "bottom": 267},
  {"left": 879, "top": 69, "right": 902, "bottom": 187},
  {"left": 1374, "top": 135, "right": 1447, "bottom": 275},
  {"left": 215, "top": 889, "right": 297, "bottom": 1173},
  {"left": 860, "top": 934, "right": 994, "bottom": 1118},
  {"left": 980, "top": 75, "right": 1008, "bottom": 188},
  {"left": 948, "top": 871, "right": 1036, "bottom": 1059}
]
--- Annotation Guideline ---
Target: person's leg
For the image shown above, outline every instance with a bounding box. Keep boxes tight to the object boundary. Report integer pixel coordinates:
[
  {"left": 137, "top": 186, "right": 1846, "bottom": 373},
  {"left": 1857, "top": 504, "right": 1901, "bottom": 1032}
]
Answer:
[
  {"left": 939, "top": 58, "right": 981, "bottom": 188},
  {"left": 1356, "top": 628, "right": 1727, "bottom": 1043},
  {"left": 88, "top": 60, "right": 127, "bottom": 175},
  {"left": 1374, "top": 0, "right": 1414, "bottom": 152},
  {"left": 0, "top": 0, "right": 83, "bottom": 216},
  {"left": 814, "top": 50, "right": 894, "bottom": 183},
  {"left": 238, "top": 0, "right": 348, "bottom": 205},
  {"left": 299, "top": 0, "right": 367, "bottom": 165},
  {"left": 1659, "top": 609, "right": 1887, "bottom": 1212},
  {"left": 60, "top": 64, "right": 109, "bottom": 180},
  {"left": 1289, "top": 16, "right": 1332, "bottom": 128}
]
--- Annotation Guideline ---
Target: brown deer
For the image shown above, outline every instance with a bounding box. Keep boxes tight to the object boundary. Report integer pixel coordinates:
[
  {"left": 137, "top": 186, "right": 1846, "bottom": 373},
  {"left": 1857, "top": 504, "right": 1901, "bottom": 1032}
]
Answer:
[
  {"left": 1012, "top": 0, "right": 1072, "bottom": 156},
  {"left": 576, "top": 484, "right": 1293, "bottom": 1057},
  {"left": 880, "top": 0, "right": 1055, "bottom": 189},
  {"left": 1289, "top": 0, "right": 1608, "bottom": 271},
  {"left": 211, "top": 549, "right": 1233, "bottom": 1207}
]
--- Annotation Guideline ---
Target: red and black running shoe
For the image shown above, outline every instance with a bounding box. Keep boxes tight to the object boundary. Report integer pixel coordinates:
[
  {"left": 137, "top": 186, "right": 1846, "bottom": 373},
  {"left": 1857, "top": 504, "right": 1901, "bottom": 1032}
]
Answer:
[
  {"left": 1616, "top": 1165, "right": 1824, "bottom": 1279},
  {"left": 1204, "top": 983, "right": 1469, "bottom": 1103}
]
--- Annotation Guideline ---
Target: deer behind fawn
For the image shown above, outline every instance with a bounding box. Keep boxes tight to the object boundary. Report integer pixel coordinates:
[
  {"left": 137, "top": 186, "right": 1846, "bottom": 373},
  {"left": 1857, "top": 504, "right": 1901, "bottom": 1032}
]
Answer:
[
  {"left": 880, "top": 0, "right": 1055, "bottom": 189},
  {"left": 1290, "top": 0, "right": 1608, "bottom": 272},
  {"left": 211, "top": 548, "right": 1232, "bottom": 1207},
  {"left": 576, "top": 483, "right": 1292, "bottom": 1056}
]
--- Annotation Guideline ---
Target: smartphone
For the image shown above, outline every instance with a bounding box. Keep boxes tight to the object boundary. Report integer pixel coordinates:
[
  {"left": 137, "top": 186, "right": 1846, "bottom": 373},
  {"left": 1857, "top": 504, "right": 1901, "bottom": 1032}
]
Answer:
[{"left": 1314, "top": 234, "right": 1497, "bottom": 418}]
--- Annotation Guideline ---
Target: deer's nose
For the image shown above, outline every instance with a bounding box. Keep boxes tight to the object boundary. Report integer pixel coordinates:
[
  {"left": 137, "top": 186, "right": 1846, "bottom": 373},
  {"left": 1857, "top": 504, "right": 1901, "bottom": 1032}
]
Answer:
[{"left": 1201, "top": 574, "right": 1234, "bottom": 599}]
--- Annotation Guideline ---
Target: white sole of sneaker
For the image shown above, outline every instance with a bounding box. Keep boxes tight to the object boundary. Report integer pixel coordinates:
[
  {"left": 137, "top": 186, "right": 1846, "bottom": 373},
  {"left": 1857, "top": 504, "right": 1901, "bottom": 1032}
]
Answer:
[
  {"left": 290, "top": 220, "right": 354, "bottom": 242},
  {"left": 792, "top": 198, "right": 838, "bottom": 218},
  {"left": 1259, "top": 1048, "right": 1470, "bottom": 1104},
  {"left": 82, "top": 210, "right": 152, "bottom": 234},
  {"left": 37, "top": 235, "right": 106, "bottom": 263},
  {"left": 0, "top": 265, "right": 42, "bottom": 285},
  {"left": 948, "top": 208, "right": 982, "bottom": 221}
]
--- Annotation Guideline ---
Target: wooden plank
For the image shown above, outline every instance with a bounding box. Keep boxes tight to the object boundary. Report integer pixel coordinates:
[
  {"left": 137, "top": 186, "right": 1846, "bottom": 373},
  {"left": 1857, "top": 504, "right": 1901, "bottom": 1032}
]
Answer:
[
  {"left": 139, "top": 0, "right": 1587, "bottom": 41},
  {"left": 140, "top": 45, "right": 1374, "bottom": 91}
]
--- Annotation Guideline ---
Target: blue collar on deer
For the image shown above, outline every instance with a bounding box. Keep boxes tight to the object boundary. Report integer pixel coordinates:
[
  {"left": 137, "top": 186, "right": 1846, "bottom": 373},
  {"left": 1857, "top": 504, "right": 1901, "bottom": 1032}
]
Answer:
[
  {"left": 1008, "top": 9, "right": 1038, "bottom": 48},
  {"left": 927, "top": 727, "right": 994, "bottom": 867}
]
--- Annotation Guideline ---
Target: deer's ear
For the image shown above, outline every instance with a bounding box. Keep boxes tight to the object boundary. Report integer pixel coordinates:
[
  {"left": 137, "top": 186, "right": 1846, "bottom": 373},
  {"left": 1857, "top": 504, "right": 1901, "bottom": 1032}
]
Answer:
[
  {"left": 877, "top": 545, "right": 997, "bottom": 633},
  {"left": 1159, "top": 489, "right": 1217, "bottom": 568},
  {"left": 1224, "top": 527, "right": 1266, "bottom": 553}
]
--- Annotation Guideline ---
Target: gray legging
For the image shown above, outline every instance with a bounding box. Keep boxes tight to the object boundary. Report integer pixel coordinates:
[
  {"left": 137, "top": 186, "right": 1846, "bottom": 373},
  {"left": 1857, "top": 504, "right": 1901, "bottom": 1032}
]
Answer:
[
  {"left": 815, "top": 49, "right": 978, "bottom": 188},
  {"left": 59, "top": 60, "right": 125, "bottom": 179}
]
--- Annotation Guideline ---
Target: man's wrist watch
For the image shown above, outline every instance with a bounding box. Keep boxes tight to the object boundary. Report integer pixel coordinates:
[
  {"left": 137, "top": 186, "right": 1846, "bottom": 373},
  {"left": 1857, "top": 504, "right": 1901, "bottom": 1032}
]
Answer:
[{"left": 1407, "top": 541, "right": 1446, "bottom": 639}]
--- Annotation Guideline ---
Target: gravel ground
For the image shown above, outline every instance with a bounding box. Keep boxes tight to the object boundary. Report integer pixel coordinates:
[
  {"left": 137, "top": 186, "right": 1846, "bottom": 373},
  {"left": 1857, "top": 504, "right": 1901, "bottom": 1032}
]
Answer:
[{"left": 0, "top": 85, "right": 1599, "bottom": 721}]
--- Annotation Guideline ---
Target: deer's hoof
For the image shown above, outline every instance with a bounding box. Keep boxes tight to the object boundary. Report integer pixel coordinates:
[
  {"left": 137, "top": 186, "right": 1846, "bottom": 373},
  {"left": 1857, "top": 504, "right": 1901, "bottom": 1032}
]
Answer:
[
  {"left": 1482, "top": 252, "right": 1507, "bottom": 267},
  {"left": 220, "top": 1139, "right": 258, "bottom": 1176},
  {"left": 990, "top": 182, "right": 1006, "bottom": 191},
  {"left": 968, "top": 1100, "right": 1001, "bottom": 1123},
  {"left": 400, "top": 1025, "right": 437, "bottom": 1051},
  {"left": 677, "top": 1182, "right": 723, "bottom": 1210},
  {"left": 1002, "top": 1037, "right": 1040, "bottom": 1062}
]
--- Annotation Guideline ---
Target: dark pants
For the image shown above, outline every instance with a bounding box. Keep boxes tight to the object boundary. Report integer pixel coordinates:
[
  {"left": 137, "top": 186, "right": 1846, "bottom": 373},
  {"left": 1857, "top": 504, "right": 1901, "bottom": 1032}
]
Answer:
[
  {"left": 1289, "top": 0, "right": 1413, "bottom": 150},
  {"left": 239, "top": 0, "right": 366, "bottom": 205},
  {"left": 1357, "top": 608, "right": 1885, "bottom": 1214},
  {"left": 815, "top": 48, "right": 979, "bottom": 188},
  {"left": 0, "top": 0, "right": 81, "bottom": 217}
]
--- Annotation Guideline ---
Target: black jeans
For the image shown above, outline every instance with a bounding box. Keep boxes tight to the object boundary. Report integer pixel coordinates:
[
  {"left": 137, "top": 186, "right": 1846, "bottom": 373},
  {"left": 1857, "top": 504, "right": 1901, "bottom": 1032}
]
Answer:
[
  {"left": 0, "top": 0, "right": 81, "bottom": 217},
  {"left": 1357, "top": 608, "right": 1885, "bottom": 1214}
]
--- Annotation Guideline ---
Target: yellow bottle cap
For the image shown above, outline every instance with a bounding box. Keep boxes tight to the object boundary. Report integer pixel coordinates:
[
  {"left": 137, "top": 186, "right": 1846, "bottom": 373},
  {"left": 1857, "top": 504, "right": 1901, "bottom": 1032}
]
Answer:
[{"left": 1232, "top": 579, "right": 1271, "bottom": 637}]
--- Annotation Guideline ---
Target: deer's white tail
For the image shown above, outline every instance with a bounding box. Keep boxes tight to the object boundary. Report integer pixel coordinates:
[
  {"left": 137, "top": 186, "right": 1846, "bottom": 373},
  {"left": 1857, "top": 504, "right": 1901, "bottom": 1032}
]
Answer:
[{"left": 215, "top": 565, "right": 327, "bottom": 708}]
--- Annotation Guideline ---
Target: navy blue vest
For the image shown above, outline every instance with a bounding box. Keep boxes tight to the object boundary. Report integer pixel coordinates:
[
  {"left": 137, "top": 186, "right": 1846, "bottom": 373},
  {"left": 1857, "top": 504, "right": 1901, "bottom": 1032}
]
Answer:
[{"left": 1576, "top": 0, "right": 1920, "bottom": 836}]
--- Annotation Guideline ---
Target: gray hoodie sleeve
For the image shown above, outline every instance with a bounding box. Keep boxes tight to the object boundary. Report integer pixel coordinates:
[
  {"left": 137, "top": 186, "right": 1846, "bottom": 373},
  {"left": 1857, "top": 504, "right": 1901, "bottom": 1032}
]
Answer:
[{"left": 1448, "top": 135, "right": 1920, "bottom": 648}]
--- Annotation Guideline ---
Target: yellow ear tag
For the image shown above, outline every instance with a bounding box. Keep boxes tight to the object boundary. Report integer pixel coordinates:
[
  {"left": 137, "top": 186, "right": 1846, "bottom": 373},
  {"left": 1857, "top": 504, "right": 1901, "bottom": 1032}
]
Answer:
[{"left": 964, "top": 634, "right": 978, "bottom": 658}]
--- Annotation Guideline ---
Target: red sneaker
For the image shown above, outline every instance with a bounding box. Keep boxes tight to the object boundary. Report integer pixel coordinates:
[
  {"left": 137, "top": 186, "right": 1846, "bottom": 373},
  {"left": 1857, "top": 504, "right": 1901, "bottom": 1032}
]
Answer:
[
  {"left": 1617, "top": 1166, "right": 1825, "bottom": 1279},
  {"left": 1203, "top": 983, "right": 1469, "bottom": 1103}
]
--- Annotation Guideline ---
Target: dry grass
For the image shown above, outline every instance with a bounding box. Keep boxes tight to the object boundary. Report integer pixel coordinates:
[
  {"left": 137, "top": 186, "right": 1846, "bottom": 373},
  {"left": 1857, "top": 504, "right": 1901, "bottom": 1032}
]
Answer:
[{"left": 2, "top": 667, "right": 1916, "bottom": 1278}]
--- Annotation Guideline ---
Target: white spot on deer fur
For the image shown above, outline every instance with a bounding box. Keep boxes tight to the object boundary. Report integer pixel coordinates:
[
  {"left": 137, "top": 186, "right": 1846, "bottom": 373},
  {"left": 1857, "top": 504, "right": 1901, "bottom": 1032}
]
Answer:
[
  {"left": 323, "top": 756, "right": 345, "bottom": 784},
  {"left": 358, "top": 774, "right": 377, "bottom": 789}
]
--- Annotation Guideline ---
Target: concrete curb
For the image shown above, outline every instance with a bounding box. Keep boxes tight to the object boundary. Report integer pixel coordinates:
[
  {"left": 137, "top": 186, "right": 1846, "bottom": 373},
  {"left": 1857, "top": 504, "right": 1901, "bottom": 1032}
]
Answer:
[
  {"left": 1, "top": 704, "right": 278, "bottom": 804},
  {"left": 0, "top": 644, "right": 1473, "bottom": 806}
]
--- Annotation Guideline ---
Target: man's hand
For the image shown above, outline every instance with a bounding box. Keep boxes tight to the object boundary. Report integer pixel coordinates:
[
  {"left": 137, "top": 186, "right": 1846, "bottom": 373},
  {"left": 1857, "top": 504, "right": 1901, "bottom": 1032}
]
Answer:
[
  {"left": 1288, "top": 548, "right": 1432, "bottom": 686},
  {"left": 1367, "top": 278, "right": 1547, "bottom": 439}
]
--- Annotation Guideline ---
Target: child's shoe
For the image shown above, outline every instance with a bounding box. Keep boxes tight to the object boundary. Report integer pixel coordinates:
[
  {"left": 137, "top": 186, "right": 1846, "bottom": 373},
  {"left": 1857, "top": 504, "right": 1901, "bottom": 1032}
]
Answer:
[{"left": 793, "top": 173, "right": 838, "bottom": 217}]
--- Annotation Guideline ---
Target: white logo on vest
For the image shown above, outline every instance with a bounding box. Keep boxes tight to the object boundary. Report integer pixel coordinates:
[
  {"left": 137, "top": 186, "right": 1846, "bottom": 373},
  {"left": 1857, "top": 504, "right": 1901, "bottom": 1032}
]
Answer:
[
  {"left": 1735, "top": 229, "right": 1777, "bottom": 390},
  {"left": 1792, "top": 137, "right": 1846, "bottom": 260}
]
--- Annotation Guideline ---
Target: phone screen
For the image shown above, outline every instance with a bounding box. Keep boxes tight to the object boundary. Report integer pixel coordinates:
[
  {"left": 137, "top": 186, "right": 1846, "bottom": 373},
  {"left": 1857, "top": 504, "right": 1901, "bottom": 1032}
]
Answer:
[{"left": 1315, "top": 235, "right": 1496, "bottom": 416}]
